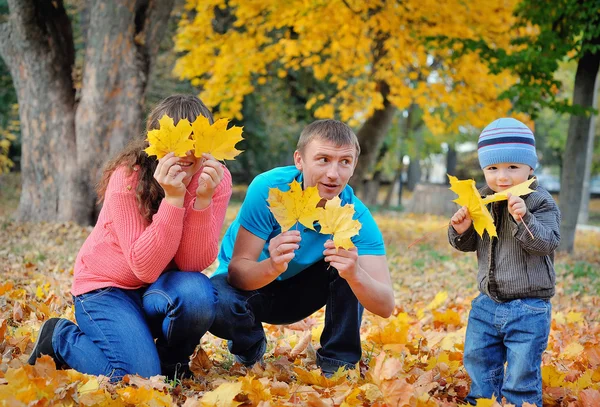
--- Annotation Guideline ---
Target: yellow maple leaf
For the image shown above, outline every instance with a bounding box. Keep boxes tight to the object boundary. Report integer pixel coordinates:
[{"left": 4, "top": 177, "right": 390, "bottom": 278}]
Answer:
[
  {"left": 240, "top": 375, "right": 271, "bottom": 404},
  {"left": 482, "top": 177, "right": 536, "bottom": 204},
  {"left": 316, "top": 196, "right": 362, "bottom": 250},
  {"left": 191, "top": 115, "right": 244, "bottom": 161},
  {"left": 144, "top": 114, "right": 195, "bottom": 159},
  {"left": 293, "top": 366, "right": 347, "bottom": 387},
  {"left": 200, "top": 382, "right": 243, "bottom": 407},
  {"left": 448, "top": 175, "right": 497, "bottom": 239},
  {"left": 267, "top": 180, "right": 322, "bottom": 231}
]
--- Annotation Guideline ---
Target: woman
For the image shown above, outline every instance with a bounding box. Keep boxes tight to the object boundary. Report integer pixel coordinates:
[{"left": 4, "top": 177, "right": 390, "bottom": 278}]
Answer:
[{"left": 28, "top": 95, "right": 232, "bottom": 380}]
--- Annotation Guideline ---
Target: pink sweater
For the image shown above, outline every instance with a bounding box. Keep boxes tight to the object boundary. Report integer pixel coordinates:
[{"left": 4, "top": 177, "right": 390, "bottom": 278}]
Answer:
[{"left": 71, "top": 164, "right": 232, "bottom": 296}]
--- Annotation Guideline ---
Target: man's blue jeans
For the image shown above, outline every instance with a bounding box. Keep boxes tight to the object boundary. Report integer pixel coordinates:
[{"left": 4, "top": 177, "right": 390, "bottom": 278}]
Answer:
[
  {"left": 51, "top": 271, "right": 217, "bottom": 380},
  {"left": 209, "top": 260, "right": 364, "bottom": 375},
  {"left": 464, "top": 293, "right": 551, "bottom": 406}
]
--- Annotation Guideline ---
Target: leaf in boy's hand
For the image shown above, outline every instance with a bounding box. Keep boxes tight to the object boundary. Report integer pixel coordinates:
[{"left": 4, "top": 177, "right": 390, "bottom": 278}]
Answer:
[
  {"left": 448, "top": 175, "right": 497, "bottom": 239},
  {"left": 144, "top": 114, "right": 195, "bottom": 159},
  {"left": 316, "top": 196, "right": 361, "bottom": 250},
  {"left": 482, "top": 177, "right": 536, "bottom": 204},
  {"left": 192, "top": 116, "right": 244, "bottom": 161},
  {"left": 267, "top": 180, "right": 322, "bottom": 231}
]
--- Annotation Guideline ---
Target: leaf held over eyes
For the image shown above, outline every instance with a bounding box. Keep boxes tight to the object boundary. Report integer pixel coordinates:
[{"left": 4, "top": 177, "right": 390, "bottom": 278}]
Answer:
[
  {"left": 267, "top": 180, "right": 322, "bottom": 231},
  {"left": 316, "top": 196, "right": 362, "bottom": 249},
  {"left": 192, "top": 115, "right": 244, "bottom": 161},
  {"left": 144, "top": 115, "right": 195, "bottom": 159}
]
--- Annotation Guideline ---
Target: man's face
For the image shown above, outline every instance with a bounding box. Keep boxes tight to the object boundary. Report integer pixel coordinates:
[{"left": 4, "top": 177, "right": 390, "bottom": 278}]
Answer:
[
  {"left": 483, "top": 162, "right": 533, "bottom": 193},
  {"left": 294, "top": 138, "right": 357, "bottom": 201}
]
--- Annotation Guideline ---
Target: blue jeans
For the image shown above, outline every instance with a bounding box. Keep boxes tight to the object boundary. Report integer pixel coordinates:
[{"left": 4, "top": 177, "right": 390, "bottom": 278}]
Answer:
[
  {"left": 52, "top": 271, "right": 217, "bottom": 380},
  {"left": 209, "top": 260, "right": 364, "bottom": 375},
  {"left": 464, "top": 294, "right": 551, "bottom": 406}
]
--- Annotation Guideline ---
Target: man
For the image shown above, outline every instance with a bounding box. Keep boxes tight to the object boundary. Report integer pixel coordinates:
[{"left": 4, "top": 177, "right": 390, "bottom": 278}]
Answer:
[{"left": 210, "top": 119, "right": 395, "bottom": 375}]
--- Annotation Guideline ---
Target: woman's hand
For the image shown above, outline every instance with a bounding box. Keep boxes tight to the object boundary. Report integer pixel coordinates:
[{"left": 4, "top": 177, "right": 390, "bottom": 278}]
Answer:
[
  {"left": 194, "top": 153, "right": 225, "bottom": 210},
  {"left": 154, "top": 152, "right": 186, "bottom": 208}
]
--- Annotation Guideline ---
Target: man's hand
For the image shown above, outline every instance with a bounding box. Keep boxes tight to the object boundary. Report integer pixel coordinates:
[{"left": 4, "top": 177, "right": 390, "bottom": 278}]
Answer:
[
  {"left": 323, "top": 240, "right": 359, "bottom": 281},
  {"left": 507, "top": 192, "right": 527, "bottom": 222},
  {"left": 195, "top": 153, "right": 225, "bottom": 210},
  {"left": 450, "top": 205, "right": 472, "bottom": 234},
  {"left": 267, "top": 230, "right": 301, "bottom": 276}
]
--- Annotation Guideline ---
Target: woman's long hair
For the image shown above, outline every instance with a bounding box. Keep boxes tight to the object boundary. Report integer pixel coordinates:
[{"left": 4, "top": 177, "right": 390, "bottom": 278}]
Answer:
[{"left": 96, "top": 95, "right": 214, "bottom": 223}]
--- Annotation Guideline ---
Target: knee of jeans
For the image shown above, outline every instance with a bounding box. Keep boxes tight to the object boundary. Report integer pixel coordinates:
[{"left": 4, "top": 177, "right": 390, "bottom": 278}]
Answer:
[{"left": 170, "top": 274, "right": 215, "bottom": 306}]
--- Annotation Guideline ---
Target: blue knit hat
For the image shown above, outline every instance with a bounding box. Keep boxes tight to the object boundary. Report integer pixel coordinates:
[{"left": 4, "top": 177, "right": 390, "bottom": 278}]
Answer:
[{"left": 478, "top": 118, "right": 537, "bottom": 169}]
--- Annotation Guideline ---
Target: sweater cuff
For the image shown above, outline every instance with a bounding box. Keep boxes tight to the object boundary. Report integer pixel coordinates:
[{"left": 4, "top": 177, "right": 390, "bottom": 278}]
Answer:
[
  {"left": 154, "top": 199, "right": 186, "bottom": 227},
  {"left": 186, "top": 200, "right": 213, "bottom": 225}
]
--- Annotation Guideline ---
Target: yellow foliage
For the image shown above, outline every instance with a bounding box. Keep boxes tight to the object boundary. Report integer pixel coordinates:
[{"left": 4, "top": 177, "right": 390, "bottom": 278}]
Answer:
[
  {"left": 175, "top": 0, "right": 524, "bottom": 135},
  {"left": 317, "top": 196, "right": 362, "bottom": 249},
  {"left": 267, "top": 180, "right": 322, "bottom": 231}
]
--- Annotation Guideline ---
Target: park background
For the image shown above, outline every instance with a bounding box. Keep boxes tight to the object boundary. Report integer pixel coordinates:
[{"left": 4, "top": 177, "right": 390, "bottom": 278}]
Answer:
[{"left": 0, "top": 0, "right": 599, "bottom": 405}]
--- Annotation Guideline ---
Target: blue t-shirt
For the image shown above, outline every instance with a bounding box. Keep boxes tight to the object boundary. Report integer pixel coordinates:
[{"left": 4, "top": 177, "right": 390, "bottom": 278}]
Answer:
[{"left": 213, "top": 166, "right": 386, "bottom": 280}]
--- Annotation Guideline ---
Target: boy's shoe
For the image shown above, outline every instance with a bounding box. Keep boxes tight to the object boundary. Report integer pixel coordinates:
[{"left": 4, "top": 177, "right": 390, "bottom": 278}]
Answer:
[
  {"left": 28, "top": 318, "right": 61, "bottom": 367},
  {"left": 230, "top": 339, "right": 267, "bottom": 367}
]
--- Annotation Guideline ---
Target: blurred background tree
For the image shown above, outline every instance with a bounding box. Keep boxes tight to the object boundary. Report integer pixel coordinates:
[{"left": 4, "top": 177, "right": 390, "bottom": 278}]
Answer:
[
  {"left": 0, "top": 0, "right": 176, "bottom": 224},
  {"left": 438, "top": 0, "right": 600, "bottom": 252},
  {"left": 1, "top": 0, "right": 598, "bottom": 256},
  {"left": 174, "top": 0, "right": 528, "bottom": 197}
]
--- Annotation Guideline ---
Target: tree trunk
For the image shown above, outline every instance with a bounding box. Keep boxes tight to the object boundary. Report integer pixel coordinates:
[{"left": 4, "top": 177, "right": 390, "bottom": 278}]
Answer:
[
  {"left": 74, "top": 0, "right": 175, "bottom": 223},
  {"left": 363, "top": 144, "right": 388, "bottom": 206},
  {"left": 0, "top": 0, "right": 77, "bottom": 222},
  {"left": 0, "top": 0, "right": 174, "bottom": 224},
  {"left": 383, "top": 167, "right": 402, "bottom": 208},
  {"left": 350, "top": 81, "right": 396, "bottom": 197},
  {"left": 446, "top": 144, "right": 457, "bottom": 183},
  {"left": 577, "top": 73, "right": 598, "bottom": 225},
  {"left": 558, "top": 43, "right": 600, "bottom": 252}
]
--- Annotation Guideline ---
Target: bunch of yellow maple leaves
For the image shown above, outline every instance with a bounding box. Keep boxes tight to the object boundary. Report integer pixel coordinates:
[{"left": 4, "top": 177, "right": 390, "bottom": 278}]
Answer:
[
  {"left": 267, "top": 180, "right": 361, "bottom": 249},
  {"left": 144, "top": 114, "right": 244, "bottom": 161}
]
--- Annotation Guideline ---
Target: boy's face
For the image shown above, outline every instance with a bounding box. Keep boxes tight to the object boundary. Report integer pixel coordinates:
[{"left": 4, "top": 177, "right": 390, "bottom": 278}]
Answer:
[
  {"left": 483, "top": 162, "right": 533, "bottom": 193},
  {"left": 294, "top": 138, "right": 357, "bottom": 201}
]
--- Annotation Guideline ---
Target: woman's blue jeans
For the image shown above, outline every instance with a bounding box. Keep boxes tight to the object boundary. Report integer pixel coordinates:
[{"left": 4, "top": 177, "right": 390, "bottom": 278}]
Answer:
[
  {"left": 51, "top": 271, "right": 217, "bottom": 380},
  {"left": 464, "top": 294, "right": 551, "bottom": 406},
  {"left": 209, "top": 260, "right": 364, "bottom": 375}
]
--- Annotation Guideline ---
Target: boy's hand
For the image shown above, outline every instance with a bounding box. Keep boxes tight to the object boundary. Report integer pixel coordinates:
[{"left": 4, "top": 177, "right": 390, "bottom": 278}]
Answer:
[
  {"left": 507, "top": 193, "right": 527, "bottom": 222},
  {"left": 451, "top": 205, "right": 472, "bottom": 234}
]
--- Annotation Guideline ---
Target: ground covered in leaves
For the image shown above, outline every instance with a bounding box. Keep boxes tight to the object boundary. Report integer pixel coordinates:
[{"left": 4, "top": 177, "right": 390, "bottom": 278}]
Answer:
[{"left": 1, "top": 189, "right": 599, "bottom": 406}]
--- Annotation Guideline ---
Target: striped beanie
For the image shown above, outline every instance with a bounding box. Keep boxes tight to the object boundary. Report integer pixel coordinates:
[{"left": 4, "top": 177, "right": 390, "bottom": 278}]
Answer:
[{"left": 478, "top": 118, "right": 537, "bottom": 169}]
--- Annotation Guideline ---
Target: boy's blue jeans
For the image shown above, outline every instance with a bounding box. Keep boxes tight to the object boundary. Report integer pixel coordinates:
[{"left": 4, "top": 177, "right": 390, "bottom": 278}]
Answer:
[
  {"left": 51, "top": 271, "right": 217, "bottom": 380},
  {"left": 464, "top": 293, "right": 551, "bottom": 407},
  {"left": 209, "top": 260, "right": 364, "bottom": 375}
]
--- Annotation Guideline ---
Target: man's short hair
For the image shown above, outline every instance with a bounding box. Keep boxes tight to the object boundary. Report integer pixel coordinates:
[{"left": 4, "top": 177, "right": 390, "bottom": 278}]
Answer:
[{"left": 296, "top": 119, "right": 361, "bottom": 157}]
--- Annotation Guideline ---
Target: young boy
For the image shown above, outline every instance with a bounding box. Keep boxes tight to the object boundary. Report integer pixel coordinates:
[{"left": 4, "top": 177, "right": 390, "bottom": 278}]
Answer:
[{"left": 449, "top": 118, "right": 561, "bottom": 406}]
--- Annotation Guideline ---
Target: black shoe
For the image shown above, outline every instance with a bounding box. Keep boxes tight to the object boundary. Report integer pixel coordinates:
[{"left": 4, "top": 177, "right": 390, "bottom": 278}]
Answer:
[{"left": 28, "top": 318, "right": 61, "bottom": 367}]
